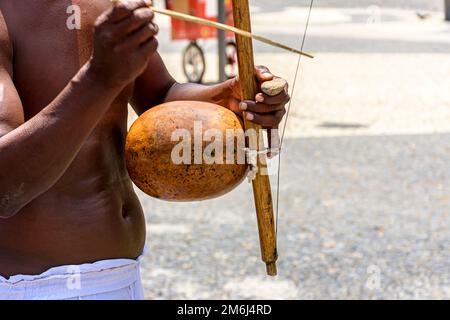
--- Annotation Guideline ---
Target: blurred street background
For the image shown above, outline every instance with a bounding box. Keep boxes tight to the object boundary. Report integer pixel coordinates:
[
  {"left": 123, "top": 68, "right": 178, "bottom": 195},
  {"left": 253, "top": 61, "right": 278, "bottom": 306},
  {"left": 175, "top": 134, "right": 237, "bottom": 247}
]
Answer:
[{"left": 130, "top": 0, "right": 450, "bottom": 299}]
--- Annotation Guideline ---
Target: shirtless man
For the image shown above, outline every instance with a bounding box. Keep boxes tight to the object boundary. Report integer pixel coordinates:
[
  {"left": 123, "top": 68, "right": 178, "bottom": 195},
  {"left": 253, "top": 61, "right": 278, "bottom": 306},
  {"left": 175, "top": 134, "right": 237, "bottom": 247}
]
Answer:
[{"left": 0, "top": 0, "right": 289, "bottom": 299}]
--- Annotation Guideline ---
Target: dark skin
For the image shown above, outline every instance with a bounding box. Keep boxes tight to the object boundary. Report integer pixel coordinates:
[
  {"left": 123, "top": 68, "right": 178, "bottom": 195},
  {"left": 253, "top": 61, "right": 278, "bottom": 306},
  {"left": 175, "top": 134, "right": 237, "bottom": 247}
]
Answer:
[{"left": 0, "top": 0, "right": 290, "bottom": 277}]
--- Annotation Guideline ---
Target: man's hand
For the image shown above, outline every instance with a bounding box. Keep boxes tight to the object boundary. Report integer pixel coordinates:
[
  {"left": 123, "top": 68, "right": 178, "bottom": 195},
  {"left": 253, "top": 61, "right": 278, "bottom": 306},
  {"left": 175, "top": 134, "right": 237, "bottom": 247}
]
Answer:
[
  {"left": 88, "top": 0, "right": 159, "bottom": 87},
  {"left": 227, "top": 66, "right": 290, "bottom": 152}
]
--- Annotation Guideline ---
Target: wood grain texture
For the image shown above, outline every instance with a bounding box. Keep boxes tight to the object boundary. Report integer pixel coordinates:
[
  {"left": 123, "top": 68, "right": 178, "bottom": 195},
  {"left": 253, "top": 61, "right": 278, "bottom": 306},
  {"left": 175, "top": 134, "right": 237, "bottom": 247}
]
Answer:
[{"left": 232, "top": 0, "right": 278, "bottom": 276}]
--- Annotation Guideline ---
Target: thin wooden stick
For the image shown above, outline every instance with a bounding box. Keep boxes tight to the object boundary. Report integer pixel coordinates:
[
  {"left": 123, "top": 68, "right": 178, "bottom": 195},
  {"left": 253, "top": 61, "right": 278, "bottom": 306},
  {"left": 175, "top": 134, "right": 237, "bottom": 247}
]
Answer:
[
  {"left": 152, "top": 7, "right": 313, "bottom": 58},
  {"left": 232, "top": 0, "right": 278, "bottom": 276},
  {"left": 111, "top": 0, "right": 314, "bottom": 58}
]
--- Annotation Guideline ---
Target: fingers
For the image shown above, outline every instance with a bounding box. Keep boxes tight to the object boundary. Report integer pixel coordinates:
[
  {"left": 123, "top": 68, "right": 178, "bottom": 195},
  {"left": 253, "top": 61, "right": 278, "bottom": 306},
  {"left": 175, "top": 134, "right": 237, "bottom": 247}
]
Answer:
[
  {"left": 113, "top": 7, "right": 155, "bottom": 37},
  {"left": 239, "top": 100, "right": 284, "bottom": 114},
  {"left": 138, "top": 36, "right": 159, "bottom": 55},
  {"left": 255, "top": 90, "right": 290, "bottom": 106},
  {"left": 114, "top": 22, "right": 159, "bottom": 52},
  {"left": 255, "top": 65, "right": 274, "bottom": 82},
  {"left": 98, "top": 1, "right": 158, "bottom": 53},
  {"left": 239, "top": 90, "right": 290, "bottom": 114},
  {"left": 227, "top": 97, "right": 244, "bottom": 116},
  {"left": 108, "top": 0, "right": 150, "bottom": 23},
  {"left": 245, "top": 109, "right": 286, "bottom": 128},
  {"left": 238, "top": 89, "right": 289, "bottom": 128}
]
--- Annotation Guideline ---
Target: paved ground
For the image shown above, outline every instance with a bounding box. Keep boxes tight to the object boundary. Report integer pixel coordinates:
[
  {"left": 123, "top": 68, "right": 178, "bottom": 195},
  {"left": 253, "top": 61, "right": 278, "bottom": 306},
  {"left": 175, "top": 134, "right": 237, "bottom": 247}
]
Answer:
[
  {"left": 131, "top": 3, "right": 450, "bottom": 299},
  {"left": 137, "top": 133, "right": 450, "bottom": 299}
]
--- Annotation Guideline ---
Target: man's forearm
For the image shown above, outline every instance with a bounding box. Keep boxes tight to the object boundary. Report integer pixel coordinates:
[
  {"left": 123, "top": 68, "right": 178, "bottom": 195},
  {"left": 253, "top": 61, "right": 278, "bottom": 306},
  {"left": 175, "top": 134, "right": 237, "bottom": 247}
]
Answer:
[
  {"left": 163, "top": 80, "right": 234, "bottom": 108},
  {"left": 0, "top": 62, "right": 125, "bottom": 218}
]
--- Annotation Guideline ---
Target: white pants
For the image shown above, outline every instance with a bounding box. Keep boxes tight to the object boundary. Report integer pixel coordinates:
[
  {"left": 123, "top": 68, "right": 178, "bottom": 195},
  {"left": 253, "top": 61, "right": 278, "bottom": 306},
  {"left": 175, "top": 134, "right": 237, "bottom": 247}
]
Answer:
[{"left": 0, "top": 255, "right": 145, "bottom": 300}]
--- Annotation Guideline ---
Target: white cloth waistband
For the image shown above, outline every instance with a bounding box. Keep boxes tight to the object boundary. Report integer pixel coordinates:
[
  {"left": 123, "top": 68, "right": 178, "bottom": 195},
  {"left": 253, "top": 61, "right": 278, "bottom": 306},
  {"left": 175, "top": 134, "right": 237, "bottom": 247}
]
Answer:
[{"left": 0, "top": 248, "right": 146, "bottom": 300}]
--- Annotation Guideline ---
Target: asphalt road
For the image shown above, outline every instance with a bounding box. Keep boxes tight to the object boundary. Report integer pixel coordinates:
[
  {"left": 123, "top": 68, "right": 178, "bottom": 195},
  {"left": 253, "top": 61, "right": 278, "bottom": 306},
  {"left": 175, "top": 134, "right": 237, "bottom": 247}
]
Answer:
[
  {"left": 138, "top": 133, "right": 450, "bottom": 299},
  {"left": 137, "top": 1, "right": 450, "bottom": 299}
]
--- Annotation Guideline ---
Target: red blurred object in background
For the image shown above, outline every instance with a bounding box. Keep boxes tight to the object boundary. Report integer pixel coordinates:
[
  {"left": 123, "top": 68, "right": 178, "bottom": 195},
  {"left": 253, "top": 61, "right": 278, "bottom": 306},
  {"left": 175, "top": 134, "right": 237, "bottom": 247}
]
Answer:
[{"left": 166, "top": 0, "right": 234, "bottom": 40}]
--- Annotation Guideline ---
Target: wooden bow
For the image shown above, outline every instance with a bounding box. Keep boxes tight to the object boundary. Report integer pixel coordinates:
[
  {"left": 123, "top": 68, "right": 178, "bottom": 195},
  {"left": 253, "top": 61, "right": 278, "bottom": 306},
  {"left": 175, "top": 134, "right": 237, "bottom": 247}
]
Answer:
[
  {"left": 230, "top": 0, "right": 278, "bottom": 276},
  {"left": 112, "top": 0, "right": 314, "bottom": 276}
]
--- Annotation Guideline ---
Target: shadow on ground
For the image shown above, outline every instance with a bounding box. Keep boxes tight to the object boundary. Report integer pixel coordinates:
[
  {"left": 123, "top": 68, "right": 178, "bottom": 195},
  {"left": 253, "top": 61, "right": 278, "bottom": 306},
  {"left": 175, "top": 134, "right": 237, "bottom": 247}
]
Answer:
[{"left": 137, "top": 132, "right": 450, "bottom": 299}]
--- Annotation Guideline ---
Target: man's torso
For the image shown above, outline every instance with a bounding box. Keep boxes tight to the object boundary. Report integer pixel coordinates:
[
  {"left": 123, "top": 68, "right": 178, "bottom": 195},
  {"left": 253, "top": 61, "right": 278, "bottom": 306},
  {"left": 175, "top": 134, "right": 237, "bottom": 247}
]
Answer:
[{"left": 0, "top": 0, "right": 146, "bottom": 277}]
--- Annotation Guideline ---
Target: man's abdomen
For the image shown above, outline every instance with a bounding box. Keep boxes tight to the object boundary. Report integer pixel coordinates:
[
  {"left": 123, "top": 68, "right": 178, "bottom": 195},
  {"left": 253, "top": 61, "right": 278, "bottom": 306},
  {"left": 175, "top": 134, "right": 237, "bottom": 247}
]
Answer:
[{"left": 0, "top": 132, "right": 146, "bottom": 278}]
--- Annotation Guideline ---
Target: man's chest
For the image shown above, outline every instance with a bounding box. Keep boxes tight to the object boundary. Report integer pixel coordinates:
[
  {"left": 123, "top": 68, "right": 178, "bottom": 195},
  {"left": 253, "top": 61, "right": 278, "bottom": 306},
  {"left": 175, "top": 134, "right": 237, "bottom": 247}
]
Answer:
[{"left": 3, "top": 0, "right": 111, "bottom": 112}]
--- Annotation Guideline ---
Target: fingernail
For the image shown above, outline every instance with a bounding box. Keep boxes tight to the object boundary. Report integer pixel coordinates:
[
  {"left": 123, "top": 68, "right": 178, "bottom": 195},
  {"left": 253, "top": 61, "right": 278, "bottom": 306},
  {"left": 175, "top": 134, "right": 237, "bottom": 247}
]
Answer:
[
  {"left": 256, "top": 94, "right": 264, "bottom": 103},
  {"left": 263, "top": 72, "right": 272, "bottom": 78},
  {"left": 246, "top": 113, "right": 254, "bottom": 121},
  {"left": 239, "top": 102, "right": 247, "bottom": 110}
]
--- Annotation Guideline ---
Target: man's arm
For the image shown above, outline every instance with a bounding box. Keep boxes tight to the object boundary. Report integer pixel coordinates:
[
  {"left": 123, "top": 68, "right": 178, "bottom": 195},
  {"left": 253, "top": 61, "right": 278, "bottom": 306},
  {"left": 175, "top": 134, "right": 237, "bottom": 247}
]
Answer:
[
  {"left": 132, "top": 59, "right": 289, "bottom": 130},
  {"left": 130, "top": 51, "right": 177, "bottom": 115},
  {"left": 0, "top": 1, "right": 158, "bottom": 218},
  {"left": 0, "top": 66, "right": 123, "bottom": 218},
  {"left": 131, "top": 53, "right": 235, "bottom": 116}
]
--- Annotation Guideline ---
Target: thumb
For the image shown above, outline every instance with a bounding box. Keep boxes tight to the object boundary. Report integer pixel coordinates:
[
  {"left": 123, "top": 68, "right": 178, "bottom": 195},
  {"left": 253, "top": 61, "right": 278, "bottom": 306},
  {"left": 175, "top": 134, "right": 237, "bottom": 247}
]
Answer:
[{"left": 255, "top": 65, "right": 274, "bottom": 83}]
